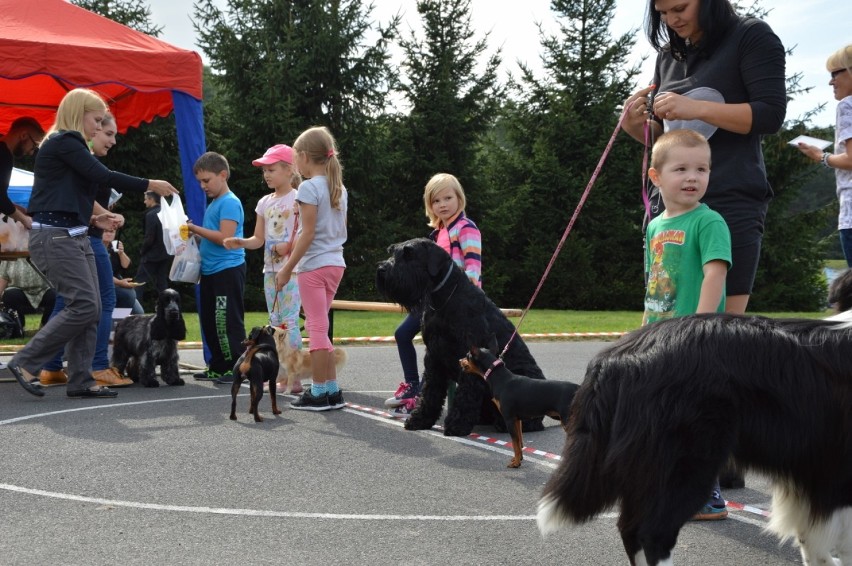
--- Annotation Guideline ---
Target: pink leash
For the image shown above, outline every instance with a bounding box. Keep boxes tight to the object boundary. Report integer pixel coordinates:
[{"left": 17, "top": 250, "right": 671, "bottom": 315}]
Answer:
[{"left": 498, "top": 104, "right": 633, "bottom": 361}]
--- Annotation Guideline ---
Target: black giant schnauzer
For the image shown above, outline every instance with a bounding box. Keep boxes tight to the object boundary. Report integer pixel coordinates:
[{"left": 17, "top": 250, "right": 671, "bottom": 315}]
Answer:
[{"left": 377, "top": 238, "right": 546, "bottom": 436}]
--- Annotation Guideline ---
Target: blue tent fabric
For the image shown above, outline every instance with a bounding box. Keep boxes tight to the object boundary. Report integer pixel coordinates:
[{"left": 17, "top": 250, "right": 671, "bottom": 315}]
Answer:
[{"left": 172, "top": 90, "right": 207, "bottom": 225}]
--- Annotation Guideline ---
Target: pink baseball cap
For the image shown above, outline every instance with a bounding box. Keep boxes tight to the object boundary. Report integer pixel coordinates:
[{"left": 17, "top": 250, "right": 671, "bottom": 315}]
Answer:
[{"left": 252, "top": 144, "right": 293, "bottom": 166}]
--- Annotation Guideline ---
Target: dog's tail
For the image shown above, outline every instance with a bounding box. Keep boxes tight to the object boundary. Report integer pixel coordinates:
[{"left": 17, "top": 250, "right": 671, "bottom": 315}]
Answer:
[{"left": 538, "top": 355, "right": 620, "bottom": 536}]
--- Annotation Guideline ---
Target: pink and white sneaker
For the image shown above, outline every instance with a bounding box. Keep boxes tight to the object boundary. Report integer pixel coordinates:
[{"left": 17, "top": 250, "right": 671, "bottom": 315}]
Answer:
[
  {"left": 391, "top": 397, "right": 417, "bottom": 419},
  {"left": 385, "top": 382, "right": 411, "bottom": 407}
]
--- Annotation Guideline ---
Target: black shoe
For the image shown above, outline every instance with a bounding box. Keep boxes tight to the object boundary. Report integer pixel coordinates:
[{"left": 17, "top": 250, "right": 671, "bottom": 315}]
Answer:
[
  {"left": 8, "top": 362, "right": 45, "bottom": 397},
  {"left": 67, "top": 387, "right": 118, "bottom": 399},
  {"left": 290, "top": 389, "right": 331, "bottom": 412},
  {"left": 328, "top": 390, "right": 345, "bottom": 410},
  {"left": 214, "top": 372, "right": 235, "bottom": 385}
]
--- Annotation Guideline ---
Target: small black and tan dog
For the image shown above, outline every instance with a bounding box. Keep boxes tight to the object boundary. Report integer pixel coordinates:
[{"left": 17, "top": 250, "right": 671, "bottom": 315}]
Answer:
[
  {"left": 229, "top": 326, "right": 281, "bottom": 423},
  {"left": 460, "top": 340, "right": 579, "bottom": 468}
]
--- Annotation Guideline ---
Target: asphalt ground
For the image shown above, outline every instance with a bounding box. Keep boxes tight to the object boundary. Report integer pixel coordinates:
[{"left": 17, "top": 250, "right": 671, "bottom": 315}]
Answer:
[{"left": 1, "top": 341, "right": 802, "bottom": 565}]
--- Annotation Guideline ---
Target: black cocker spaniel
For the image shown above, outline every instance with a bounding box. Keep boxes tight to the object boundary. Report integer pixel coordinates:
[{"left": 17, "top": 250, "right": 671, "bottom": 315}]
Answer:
[{"left": 111, "top": 288, "right": 186, "bottom": 387}]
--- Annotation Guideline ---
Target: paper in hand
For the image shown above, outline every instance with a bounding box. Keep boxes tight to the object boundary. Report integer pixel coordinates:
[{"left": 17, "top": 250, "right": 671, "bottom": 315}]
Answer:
[{"left": 788, "top": 135, "right": 832, "bottom": 150}]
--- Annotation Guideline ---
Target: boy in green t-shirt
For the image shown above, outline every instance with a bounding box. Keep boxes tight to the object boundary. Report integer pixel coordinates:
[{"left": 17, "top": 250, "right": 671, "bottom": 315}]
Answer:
[
  {"left": 643, "top": 129, "right": 732, "bottom": 520},
  {"left": 643, "top": 129, "right": 731, "bottom": 325}
]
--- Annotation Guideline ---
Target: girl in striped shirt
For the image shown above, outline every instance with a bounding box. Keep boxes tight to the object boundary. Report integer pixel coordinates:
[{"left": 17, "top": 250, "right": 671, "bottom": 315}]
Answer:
[{"left": 386, "top": 173, "right": 482, "bottom": 417}]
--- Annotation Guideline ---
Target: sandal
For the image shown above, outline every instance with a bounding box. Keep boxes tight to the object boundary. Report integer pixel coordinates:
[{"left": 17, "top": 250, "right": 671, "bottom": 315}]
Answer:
[{"left": 67, "top": 387, "right": 118, "bottom": 399}]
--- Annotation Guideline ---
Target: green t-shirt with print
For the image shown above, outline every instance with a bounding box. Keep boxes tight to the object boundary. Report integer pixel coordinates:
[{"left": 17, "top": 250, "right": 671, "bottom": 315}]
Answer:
[{"left": 644, "top": 203, "right": 732, "bottom": 324}]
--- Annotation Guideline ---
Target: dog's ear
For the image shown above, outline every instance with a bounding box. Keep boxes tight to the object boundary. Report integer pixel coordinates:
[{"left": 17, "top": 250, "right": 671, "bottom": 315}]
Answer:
[
  {"left": 172, "top": 315, "right": 187, "bottom": 341},
  {"left": 488, "top": 334, "right": 499, "bottom": 354},
  {"left": 150, "top": 315, "right": 168, "bottom": 340},
  {"left": 427, "top": 244, "right": 447, "bottom": 278}
]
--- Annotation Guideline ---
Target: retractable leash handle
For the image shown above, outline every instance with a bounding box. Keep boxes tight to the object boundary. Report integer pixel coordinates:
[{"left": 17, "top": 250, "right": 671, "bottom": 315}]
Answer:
[{"left": 499, "top": 103, "right": 633, "bottom": 360}]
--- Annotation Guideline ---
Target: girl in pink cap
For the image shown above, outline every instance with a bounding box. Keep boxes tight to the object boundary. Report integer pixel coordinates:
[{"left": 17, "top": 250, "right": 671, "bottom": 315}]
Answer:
[{"left": 224, "top": 144, "right": 303, "bottom": 394}]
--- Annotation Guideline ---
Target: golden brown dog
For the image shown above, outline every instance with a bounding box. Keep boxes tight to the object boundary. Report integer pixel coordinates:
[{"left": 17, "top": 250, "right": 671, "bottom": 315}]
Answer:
[{"left": 271, "top": 324, "right": 347, "bottom": 393}]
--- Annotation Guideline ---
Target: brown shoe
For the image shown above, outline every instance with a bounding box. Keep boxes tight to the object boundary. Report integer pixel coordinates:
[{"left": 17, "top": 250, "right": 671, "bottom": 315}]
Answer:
[
  {"left": 39, "top": 369, "right": 69, "bottom": 386},
  {"left": 92, "top": 368, "right": 133, "bottom": 388}
]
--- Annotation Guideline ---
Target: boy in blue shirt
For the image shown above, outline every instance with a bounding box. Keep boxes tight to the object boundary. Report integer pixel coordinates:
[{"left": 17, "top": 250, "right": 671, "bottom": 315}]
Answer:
[{"left": 187, "top": 152, "right": 246, "bottom": 383}]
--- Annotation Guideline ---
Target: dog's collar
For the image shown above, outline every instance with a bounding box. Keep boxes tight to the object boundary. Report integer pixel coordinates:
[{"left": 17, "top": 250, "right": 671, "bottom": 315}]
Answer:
[
  {"left": 432, "top": 263, "right": 454, "bottom": 293},
  {"left": 483, "top": 358, "right": 504, "bottom": 381}
]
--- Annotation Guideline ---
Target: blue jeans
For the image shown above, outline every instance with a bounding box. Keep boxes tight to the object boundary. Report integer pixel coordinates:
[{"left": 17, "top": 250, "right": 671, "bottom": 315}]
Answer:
[
  {"left": 840, "top": 228, "right": 852, "bottom": 268},
  {"left": 395, "top": 310, "right": 421, "bottom": 383},
  {"left": 115, "top": 285, "right": 144, "bottom": 314},
  {"left": 43, "top": 236, "right": 115, "bottom": 372}
]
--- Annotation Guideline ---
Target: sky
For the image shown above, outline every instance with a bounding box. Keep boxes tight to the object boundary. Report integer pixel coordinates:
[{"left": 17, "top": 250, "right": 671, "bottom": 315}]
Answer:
[{"left": 144, "top": 0, "right": 847, "bottom": 128}]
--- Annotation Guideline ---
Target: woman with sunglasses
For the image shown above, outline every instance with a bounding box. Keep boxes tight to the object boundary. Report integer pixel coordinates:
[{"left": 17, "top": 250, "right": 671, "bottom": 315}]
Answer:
[{"left": 796, "top": 45, "right": 852, "bottom": 266}]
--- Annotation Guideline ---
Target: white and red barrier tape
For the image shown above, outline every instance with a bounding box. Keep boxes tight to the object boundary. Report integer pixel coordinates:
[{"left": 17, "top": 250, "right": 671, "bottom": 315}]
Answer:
[
  {"left": 345, "top": 401, "right": 772, "bottom": 520},
  {"left": 329, "top": 332, "right": 627, "bottom": 345}
]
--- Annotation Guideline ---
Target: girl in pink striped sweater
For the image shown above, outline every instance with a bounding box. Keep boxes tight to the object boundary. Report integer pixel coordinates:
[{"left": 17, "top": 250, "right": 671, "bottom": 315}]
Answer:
[{"left": 387, "top": 173, "right": 482, "bottom": 417}]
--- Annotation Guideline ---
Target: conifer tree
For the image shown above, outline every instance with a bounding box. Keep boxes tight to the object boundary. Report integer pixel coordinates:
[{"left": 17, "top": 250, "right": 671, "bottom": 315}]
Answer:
[
  {"left": 193, "top": 0, "right": 399, "bottom": 300},
  {"left": 383, "top": 0, "right": 503, "bottom": 245},
  {"left": 480, "top": 0, "right": 643, "bottom": 308}
]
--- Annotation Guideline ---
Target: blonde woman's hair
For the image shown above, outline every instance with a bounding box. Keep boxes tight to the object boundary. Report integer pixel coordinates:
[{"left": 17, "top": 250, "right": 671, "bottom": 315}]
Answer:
[
  {"left": 293, "top": 126, "right": 343, "bottom": 209},
  {"left": 826, "top": 44, "right": 852, "bottom": 74},
  {"left": 651, "top": 129, "right": 711, "bottom": 170},
  {"left": 290, "top": 171, "right": 302, "bottom": 190},
  {"left": 48, "top": 88, "right": 108, "bottom": 139},
  {"left": 423, "top": 173, "right": 466, "bottom": 228}
]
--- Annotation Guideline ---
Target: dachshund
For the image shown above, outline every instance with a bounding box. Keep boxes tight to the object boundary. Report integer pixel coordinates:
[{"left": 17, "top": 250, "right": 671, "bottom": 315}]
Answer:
[{"left": 111, "top": 288, "right": 186, "bottom": 387}]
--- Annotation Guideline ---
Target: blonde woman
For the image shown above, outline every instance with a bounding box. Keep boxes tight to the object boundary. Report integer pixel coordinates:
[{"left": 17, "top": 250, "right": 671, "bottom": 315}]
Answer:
[
  {"left": 8, "top": 88, "right": 177, "bottom": 399},
  {"left": 797, "top": 44, "right": 852, "bottom": 265}
]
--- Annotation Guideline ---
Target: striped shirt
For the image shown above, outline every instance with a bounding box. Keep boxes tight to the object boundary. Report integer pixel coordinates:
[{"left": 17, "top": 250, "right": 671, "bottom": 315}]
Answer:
[{"left": 430, "top": 211, "right": 482, "bottom": 288}]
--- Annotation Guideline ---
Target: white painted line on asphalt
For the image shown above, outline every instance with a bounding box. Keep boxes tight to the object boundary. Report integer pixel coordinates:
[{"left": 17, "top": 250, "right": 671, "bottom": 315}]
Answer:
[
  {"left": 0, "top": 483, "right": 538, "bottom": 521},
  {"left": 1, "top": 397, "right": 768, "bottom": 527},
  {"left": 0, "top": 395, "right": 229, "bottom": 425}
]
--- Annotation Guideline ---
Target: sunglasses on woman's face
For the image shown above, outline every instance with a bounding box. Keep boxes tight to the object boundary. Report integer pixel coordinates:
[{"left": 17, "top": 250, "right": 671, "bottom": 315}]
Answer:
[{"left": 830, "top": 68, "right": 848, "bottom": 80}]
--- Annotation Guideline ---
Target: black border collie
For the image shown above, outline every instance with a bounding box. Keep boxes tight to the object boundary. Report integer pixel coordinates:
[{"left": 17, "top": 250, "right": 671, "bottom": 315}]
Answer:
[{"left": 537, "top": 276, "right": 852, "bottom": 565}]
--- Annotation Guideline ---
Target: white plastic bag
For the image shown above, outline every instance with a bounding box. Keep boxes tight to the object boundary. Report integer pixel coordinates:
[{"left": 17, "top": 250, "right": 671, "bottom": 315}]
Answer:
[
  {"left": 158, "top": 196, "right": 188, "bottom": 256},
  {"left": 169, "top": 236, "right": 201, "bottom": 283}
]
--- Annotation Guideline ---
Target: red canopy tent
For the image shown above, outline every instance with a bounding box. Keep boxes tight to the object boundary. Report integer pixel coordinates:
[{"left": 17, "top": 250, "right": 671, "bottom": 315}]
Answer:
[{"left": 0, "top": 0, "right": 206, "bottom": 221}]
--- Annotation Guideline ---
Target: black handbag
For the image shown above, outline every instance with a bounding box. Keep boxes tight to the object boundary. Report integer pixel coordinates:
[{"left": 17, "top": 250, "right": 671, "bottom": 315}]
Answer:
[{"left": 0, "top": 304, "right": 23, "bottom": 339}]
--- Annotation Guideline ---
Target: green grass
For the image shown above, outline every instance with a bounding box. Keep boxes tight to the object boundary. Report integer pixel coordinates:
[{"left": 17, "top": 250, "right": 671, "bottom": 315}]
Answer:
[
  {"left": 173, "top": 308, "right": 832, "bottom": 342},
  {"left": 0, "top": 308, "right": 832, "bottom": 349}
]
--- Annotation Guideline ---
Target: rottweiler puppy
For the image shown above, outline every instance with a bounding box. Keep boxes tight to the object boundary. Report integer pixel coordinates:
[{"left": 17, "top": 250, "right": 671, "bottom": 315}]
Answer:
[{"left": 460, "top": 340, "right": 579, "bottom": 468}]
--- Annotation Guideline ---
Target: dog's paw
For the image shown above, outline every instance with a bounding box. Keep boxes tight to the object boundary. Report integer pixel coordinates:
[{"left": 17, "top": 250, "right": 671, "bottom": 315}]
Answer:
[
  {"left": 508, "top": 458, "right": 522, "bottom": 468},
  {"left": 144, "top": 381, "right": 160, "bottom": 388},
  {"left": 229, "top": 413, "right": 237, "bottom": 421},
  {"left": 443, "top": 414, "right": 474, "bottom": 437},
  {"left": 404, "top": 415, "right": 433, "bottom": 431},
  {"left": 169, "top": 377, "right": 185, "bottom": 386},
  {"left": 443, "top": 425, "right": 473, "bottom": 437}
]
